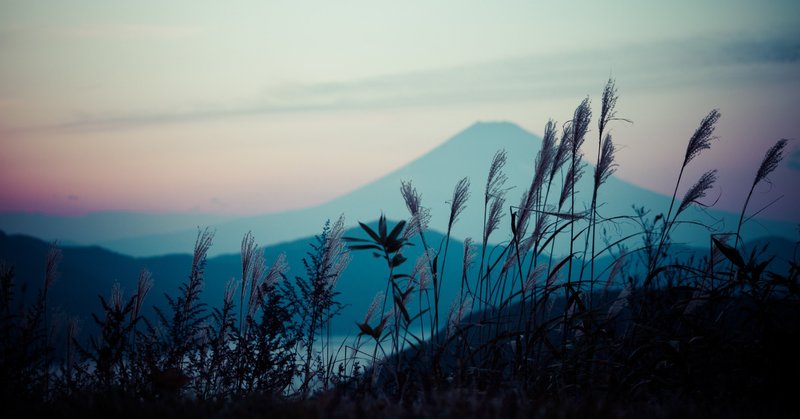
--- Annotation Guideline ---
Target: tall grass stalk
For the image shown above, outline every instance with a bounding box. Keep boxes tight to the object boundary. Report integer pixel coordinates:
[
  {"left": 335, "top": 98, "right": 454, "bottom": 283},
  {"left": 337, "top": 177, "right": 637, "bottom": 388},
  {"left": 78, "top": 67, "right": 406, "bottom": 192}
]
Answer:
[
  {"left": 652, "top": 110, "right": 720, "bottom": 281},
  {"left": 735, "top": 139, "right": 788, "bottom": 248}
]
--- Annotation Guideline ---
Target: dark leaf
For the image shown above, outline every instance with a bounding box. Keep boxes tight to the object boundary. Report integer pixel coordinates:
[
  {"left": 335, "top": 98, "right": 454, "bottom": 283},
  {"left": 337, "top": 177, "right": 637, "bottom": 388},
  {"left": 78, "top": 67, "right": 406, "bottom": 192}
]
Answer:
[
  {"left": 387, "top": 220, "right": 407, "bottom": 243},
  {"left": 356, "top": 322, "right": 374, "bottom": 337},
  {"left": 713, "top": 237, "right": 745, "bottom": 268},
  {"left": 391, "top": 253, "right": 407, "bottom": 268},
  {"left": 394, "top": 295, "right": 410, "bottom": 324},
  {"left": 347, "top": 244, "right": 384, "bottom": 252},
  {"left": 358, "top": 222, "right": 382, "bottom": 243},
  {"left": 378, "top": 215, "right": 387, "bottom": 240},
  {"left": 409, "top": 308, "right": 430, "bottom": 323}
]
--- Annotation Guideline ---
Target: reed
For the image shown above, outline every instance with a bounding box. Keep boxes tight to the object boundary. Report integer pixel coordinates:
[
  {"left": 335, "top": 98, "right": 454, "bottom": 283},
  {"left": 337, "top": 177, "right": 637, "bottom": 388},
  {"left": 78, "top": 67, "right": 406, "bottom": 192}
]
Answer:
[{"left": 1, "top": 80, "right": 797, "bottom": 418}]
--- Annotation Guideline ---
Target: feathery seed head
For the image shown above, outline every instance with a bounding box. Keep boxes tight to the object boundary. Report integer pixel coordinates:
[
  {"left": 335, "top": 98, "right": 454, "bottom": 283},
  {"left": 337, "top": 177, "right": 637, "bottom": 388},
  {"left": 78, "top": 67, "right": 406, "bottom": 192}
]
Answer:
[
  {"left": 401, "top": 180, "right": 422, "bottom": 216},
  {"left": 322, "top": 215, "right": 350, "bottom": 288},
  {"left": 550, "top": 126, "right": 572, "bottom": 183},
  {"left": 524, "top": 264, "right": 547, "bottom": 293},
  {"left": 462, "top": 237, "right": 475, "bottom": 274},
  {"left": 534, "top": 120, "right": 558, "bottom": 191},
  {"left": 484, "top": 193, "right": 506, "bottom": 244},
  {"left": 223, "top": 277, "right": 238, "bottom": 307},
  {"left": 486, "top": 150, "right": 508, "bottom": 204},
  {"left": 604, "top": 249, "right": 627, "bottom": 293},
  {"left": 606, "top": 284, "right": 631, "bottom": 321},
  {"left": 401, "top": 181, "right": 430, "bottom": 236},
  {"left": 678, "top": 169, "right": 717, "bottom": 215},
  {"left": 571, "top": 97, "right": 592, "bottom": 154},
  {"left": 189, "top": 228, "right": 214, "bottom": 297},
  {"left": 363, "top": 291, "right": 384, "bottom": 324},
  {"left": 559, "top": 160, "right": 585, "bottom": 209},
  {"left": 531, "top": 212, "right": 549, "bottom": 245},
  {"left": 241, "top": 231, "right": 257, "bottom": 283},
  {"left": 599, "top": 78, "right": 619, "bottom": 134},
  {"left": 684, "top": 109, "right": 721, "bottom": 167},
  {"left": 264, "top": 253, "right": 289, "bottom": 289},
  {"left": 448, "top": 177, "right": 471, "bottom": 231},
  {"left": 446, "top": 297, "right": 472, "bottom": 339},
  {"left": 595, "top": 133, "right": 618, "bottom": 188},
  {"left": 411, "top": 248, "right": 434, "bottom": 290},
  {"left": 754, "top": 138, "right": 788, "bottom": 188}
]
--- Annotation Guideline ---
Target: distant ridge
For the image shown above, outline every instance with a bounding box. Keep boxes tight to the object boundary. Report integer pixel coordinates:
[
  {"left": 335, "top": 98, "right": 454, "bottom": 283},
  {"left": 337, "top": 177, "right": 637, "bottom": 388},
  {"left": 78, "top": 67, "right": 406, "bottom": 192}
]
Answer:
[{"left": 3, "top": 121, "right": 797, "bottom": 257}]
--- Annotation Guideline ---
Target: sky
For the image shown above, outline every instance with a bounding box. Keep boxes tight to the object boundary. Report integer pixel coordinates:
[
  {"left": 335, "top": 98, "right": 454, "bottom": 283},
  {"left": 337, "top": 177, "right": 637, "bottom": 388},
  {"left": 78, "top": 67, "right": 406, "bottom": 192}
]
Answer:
[{"left": 1, "top": 1, "right": 799, "bottom": 222}]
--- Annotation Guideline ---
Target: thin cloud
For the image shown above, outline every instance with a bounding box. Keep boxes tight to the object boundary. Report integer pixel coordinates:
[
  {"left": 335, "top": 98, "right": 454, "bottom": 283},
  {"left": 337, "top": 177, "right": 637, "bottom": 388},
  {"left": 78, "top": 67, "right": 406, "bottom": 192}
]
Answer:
[
  {"left": 0, "top": 23, "right": 205, "bottom": 44},
  {"left": 67, "top": 23, "right": 205, "bottom": 40},
  {"left": 4, "top": 36, "right": 798, "bottom": 136}
]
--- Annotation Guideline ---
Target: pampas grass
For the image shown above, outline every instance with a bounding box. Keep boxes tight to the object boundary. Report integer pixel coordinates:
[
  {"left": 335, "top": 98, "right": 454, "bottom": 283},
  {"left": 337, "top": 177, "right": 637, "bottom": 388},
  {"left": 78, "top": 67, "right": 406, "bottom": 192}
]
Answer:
[
  {"left": 678, "top": 169, "right": 718, "bottom": 216},
  {"left": 2, "top": 80, "right": 797, "bottom": 418},
  {"left": 736, "top": 139, "right": 789, "bottom": 247},
  {"left": 448, "top": 177, "right": 471, "bottom": 233},
  {"left": 684, "top": 109, "right": 721, "bottom": 167},
  {"left": 653, "top": 109, "right": 721, "bottom": 281}
]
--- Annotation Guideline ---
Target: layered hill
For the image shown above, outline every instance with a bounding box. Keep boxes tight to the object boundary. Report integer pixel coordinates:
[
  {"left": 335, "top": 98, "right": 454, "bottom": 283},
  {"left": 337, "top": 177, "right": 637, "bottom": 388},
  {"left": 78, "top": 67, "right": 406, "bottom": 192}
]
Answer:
[{"left": 2, "top": 122, "right": 796, "bottom": 258}]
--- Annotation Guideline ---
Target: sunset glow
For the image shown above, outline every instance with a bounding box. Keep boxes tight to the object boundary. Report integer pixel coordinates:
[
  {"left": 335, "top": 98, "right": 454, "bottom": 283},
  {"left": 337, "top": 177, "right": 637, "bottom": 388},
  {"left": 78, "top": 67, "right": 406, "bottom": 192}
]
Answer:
[{"left": 1, "top": 1, "right": 798, "bottom": 220}]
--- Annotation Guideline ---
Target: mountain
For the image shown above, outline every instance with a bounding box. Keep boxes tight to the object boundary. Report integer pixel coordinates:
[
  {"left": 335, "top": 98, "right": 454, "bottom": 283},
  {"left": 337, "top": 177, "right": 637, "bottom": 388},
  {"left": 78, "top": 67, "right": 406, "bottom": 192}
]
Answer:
[
  {"left": 100, "top": 122, "right": 799, "bottom": 257},
  {"left": 3, "top": 122, "right": 797, "bottom": 257},
  {"left": 0, "top": 211, "right": 234, "bottom": 246},
  {"left": 0, "top": 227, "right": 469, "bottom": 336},
  {"left": 3, "top": 224, "right": 796, "bottom": 339}
]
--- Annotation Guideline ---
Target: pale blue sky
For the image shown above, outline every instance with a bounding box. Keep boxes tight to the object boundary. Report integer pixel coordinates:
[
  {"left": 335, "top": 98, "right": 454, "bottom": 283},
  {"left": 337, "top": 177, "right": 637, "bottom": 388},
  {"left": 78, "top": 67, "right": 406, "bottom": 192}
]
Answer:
[{"left": 1, "top": 1, "right": 798, "bottom": 220}]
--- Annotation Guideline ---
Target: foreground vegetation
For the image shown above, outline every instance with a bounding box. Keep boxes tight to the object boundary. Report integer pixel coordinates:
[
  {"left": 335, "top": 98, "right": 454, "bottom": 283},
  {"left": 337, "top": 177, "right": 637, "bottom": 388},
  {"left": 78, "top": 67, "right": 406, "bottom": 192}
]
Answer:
[{"left": 2, "top": 80, "right": 798, "bottom": 417}]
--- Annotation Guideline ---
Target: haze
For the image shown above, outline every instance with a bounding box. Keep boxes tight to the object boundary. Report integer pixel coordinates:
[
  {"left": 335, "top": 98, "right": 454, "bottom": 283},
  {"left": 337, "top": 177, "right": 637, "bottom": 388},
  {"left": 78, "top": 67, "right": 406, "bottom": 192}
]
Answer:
[{"left": 1, "top": 1, "right": 798, "bottom": 221}]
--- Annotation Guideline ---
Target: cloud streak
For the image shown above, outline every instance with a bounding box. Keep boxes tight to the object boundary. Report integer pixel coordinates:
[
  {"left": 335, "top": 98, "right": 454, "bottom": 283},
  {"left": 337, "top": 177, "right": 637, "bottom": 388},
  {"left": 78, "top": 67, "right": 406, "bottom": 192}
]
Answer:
[
  {"left": 0, "top": 23, "right": 206, "bottom": 41},
  {"left": 3, "top": 36, "right": 798, "bottom": 136},
  {"left": 61, "top": 23, "right": 206, "bottom": 40}
]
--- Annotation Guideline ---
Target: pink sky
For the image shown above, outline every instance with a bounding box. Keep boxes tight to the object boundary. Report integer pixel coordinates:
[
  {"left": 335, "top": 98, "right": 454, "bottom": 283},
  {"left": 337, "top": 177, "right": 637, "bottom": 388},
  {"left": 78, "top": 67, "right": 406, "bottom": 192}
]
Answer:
[{"left": 1, "top": 1, "right": 798, "bottom": 222}]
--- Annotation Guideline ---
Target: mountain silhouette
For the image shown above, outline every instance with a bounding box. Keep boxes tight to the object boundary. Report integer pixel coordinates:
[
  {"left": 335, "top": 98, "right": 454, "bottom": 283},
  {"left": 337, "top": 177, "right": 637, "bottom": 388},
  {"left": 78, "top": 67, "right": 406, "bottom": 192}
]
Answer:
[
  {"left": 0, "top": 227, "right": 468, "bottom": 335},
  {"left": 2, "top": 121, "right": 796, "bottom": 257}
]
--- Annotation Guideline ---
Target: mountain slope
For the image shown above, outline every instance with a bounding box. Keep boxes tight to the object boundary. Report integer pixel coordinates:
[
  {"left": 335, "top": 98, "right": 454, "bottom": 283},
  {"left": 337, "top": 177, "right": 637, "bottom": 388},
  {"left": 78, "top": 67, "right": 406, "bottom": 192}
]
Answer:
[
  {"left": 0, "top": 227, "right": 468, "bottom": 336},
  {"left": 0, "top": 211, "right": 235, "bottom": 246},
  {"left": 98, "top": 121, "right": 798, "bottom": 257},
  {"left": 3, "top": 226, "right": 796, "bottom": 338}
]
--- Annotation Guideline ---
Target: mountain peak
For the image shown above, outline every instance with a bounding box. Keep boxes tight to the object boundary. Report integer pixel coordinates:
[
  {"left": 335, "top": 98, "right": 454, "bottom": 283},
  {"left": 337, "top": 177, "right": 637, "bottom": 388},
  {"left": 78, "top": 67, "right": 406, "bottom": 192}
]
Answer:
[
  {"left": 442, "top": 121, "right": 538, "bottom": 152},
  {"left": 460, "top": 120, "right": 529, "bottom": 137}
]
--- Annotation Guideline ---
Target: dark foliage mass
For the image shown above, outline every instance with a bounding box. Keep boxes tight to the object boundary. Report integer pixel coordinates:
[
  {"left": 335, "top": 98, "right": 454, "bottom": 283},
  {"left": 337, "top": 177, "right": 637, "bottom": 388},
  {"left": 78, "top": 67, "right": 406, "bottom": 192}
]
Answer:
[{"left": 1, "top": 80, "right": 799, "bottom": 418}]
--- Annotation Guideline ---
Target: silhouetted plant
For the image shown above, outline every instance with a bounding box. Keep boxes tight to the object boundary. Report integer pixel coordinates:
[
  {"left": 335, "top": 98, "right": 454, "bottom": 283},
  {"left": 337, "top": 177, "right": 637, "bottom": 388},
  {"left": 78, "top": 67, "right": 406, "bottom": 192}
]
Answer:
[
  {"left": 139, "top": 228, "right": 213, "bottom": 396},
  {"left": 735, "top": 138, "right": 789, "bottom": 248},
  {"left": 2, "top": 79, "right": 798, "bottom": 418},
  {"left": 294, "top": 216, "right": 350, "bottom": 395}
]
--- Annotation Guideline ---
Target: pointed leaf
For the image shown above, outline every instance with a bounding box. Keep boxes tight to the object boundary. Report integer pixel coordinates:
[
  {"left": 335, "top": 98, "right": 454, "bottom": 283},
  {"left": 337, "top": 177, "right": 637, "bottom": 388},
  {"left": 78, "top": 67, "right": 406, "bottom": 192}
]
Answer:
[
  {"left": 387, "top": 220, "right": 407, "bottom": 242},
  {"left": 546, "top": 253, "right": 573, "bottom": 286},
  {"left": 409, "top": 308, "right": 430, "bottom": 323},
  {"left": 713, "top": 237, "right": 745, "bottom": 268},
  {"left": 379, "top": 215, "right": 387, "bottom": 240},
  {"left": 358, "top": 222, "right": 382, "bottom": 243},
  {"left": 356, "top": 322, "right": 374, "bottom": 337},
  {"left": 401, "top": 286, "right": 415, "bottom": 301},
  {"left": 347, "top": 244, "right": 384, "bottom": 251},
  {"left": 394, "top": 295, "right": 411, "bottom": 324},
  {"left": 391, "top": 253, "right": 407, "bottom": 268},
  {"left": 374, "top": 316, "right": 389, "bottom": 337}
]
